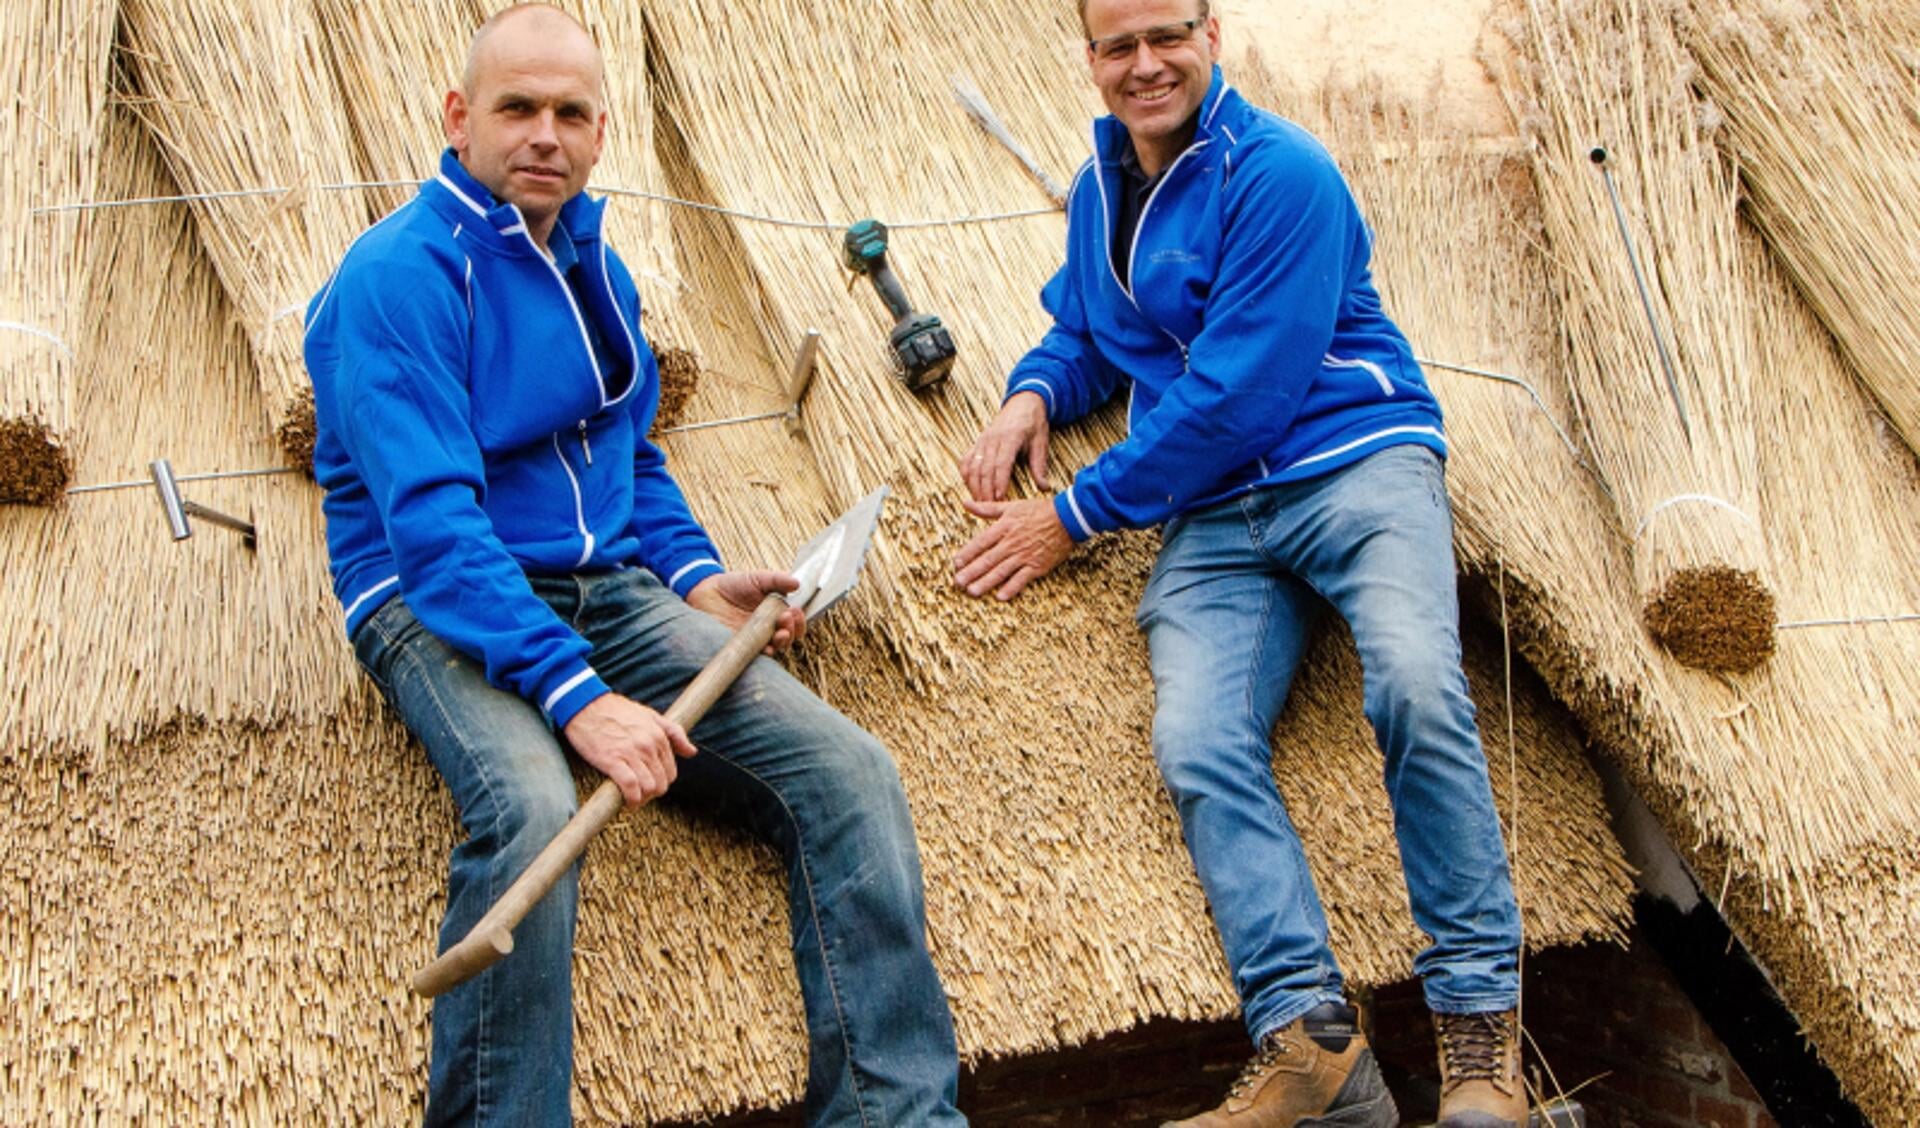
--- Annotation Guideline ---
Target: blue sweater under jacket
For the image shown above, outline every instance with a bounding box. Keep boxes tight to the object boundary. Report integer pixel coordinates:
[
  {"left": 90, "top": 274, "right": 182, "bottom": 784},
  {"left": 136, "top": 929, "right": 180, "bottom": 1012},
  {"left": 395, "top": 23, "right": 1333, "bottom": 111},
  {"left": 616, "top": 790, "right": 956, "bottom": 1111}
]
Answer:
[
  {"left": 305, "top": 151, "right": 724, "bottom": 728},
  {"left": 1008, "top": 69, "right": 1447, "bottom": 541}
]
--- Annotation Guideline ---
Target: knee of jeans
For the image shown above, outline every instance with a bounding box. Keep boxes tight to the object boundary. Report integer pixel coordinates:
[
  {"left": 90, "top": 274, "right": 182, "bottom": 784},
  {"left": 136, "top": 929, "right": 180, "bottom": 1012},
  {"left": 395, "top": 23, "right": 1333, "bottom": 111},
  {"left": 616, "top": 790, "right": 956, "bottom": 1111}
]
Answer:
[
  {"left": 1151, "top": 713, "right": 1271, "bottom": 803},
  {"left": 487, "top": 767, "right": 580, "bottom": 868},
  {"left": 1362, "top": 649, "right": 1474, "bottom": 728},
  {"left": 833, "top": 731, "right": 914, "bottom": 831}
]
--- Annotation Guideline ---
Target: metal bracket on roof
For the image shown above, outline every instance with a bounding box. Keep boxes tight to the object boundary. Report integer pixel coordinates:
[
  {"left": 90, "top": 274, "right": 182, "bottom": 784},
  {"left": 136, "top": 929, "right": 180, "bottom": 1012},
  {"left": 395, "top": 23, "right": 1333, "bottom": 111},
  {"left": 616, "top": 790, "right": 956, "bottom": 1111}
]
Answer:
[
  {"left": 654, "top": 328, "right": 822, "bottom": 438},
  {"left": 150, "top": 458, "right": 257, "bottom": 551},
  {"left": 782, "top": 329, "right": 821, "bottom": 436}
]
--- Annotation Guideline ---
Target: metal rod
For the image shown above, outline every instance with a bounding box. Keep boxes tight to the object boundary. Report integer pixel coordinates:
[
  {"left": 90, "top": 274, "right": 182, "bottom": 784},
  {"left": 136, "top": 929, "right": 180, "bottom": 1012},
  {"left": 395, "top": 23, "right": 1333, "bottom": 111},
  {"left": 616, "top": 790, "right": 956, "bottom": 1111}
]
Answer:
[
  {"left": 952, "top": 74, "right": 1069, "bottom": 207},
  {"left": 654, "top": 408, "right": 788, "bottom": 436},
  {"left": 1776, "top": 613, "right": 1920, "bottom": 631},
  {"left": 1413, "top": 355, "right": 1583, "bottom": 460},
  {"left": 182, "top": 501, "right": 258, "bottom": 548},
  {"left": 70, "top": 465, "right": 301, "bottom": 496},
  {"left": 1589, "top": 146, "right": 1693, "bottom": 443},
  {"left": 147, "top": 458, "right": 259, "bottom": 550}
]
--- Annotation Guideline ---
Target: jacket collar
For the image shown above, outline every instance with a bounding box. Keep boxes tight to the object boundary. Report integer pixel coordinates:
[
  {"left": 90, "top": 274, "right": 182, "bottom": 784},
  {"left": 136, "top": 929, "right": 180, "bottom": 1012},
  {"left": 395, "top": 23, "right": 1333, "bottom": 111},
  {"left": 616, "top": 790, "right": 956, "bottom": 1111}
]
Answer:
[
  {"left": 1092, "top": 65, "right": 1240, "bottom": 166},
  {"left": 422, "top": 148, "right": 608, "bottom": 255}
]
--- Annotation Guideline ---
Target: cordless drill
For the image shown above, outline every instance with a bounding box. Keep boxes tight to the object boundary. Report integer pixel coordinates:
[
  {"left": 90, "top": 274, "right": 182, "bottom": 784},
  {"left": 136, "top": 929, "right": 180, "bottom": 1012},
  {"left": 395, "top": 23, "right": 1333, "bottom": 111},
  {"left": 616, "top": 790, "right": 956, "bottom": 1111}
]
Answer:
[{"left": 842, "top": 219, "right": 956, "bottom": 391}]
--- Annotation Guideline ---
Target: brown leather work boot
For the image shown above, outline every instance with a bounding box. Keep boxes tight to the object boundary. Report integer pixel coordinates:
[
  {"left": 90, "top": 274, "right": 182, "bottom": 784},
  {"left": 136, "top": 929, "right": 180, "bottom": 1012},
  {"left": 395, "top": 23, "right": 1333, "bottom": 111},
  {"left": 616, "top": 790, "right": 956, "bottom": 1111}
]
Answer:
[
  {"left": 1162, "top": 1002, "right": 1398, "bottom": 1127},
  {"left": 1434, "top": 1009, "right": 1527, "bottom": 1127}
]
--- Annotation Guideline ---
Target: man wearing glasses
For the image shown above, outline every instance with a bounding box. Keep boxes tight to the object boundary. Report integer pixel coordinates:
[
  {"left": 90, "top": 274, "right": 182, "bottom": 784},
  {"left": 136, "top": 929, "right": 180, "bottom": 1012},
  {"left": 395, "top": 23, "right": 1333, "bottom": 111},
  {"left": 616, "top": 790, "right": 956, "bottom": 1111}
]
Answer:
[{"left": 954, "top": 2, "right": 1528, "bottom": 1125}]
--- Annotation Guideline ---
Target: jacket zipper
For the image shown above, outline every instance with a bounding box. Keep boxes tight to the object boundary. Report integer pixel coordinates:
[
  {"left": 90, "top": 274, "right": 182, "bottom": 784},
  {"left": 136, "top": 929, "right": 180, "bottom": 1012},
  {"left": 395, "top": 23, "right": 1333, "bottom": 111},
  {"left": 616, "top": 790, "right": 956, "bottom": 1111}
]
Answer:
[
  {"left": 552, "top": 434, "right": 596, "bottom": 568},
  {"left": 1123, "top": 141, "right": 1208, "bottom": 302},
  {"left": 1093, "top": 123, "right": 1204, "bottom": 371},
  {"left": 505, "top": 210, "right": 604, "bottom": 566}
]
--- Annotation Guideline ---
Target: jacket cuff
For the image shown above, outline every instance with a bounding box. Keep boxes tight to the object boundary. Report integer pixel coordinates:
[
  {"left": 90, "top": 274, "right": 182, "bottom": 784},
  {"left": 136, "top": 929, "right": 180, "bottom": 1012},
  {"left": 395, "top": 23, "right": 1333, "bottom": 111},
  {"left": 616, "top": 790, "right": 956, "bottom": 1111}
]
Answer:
[
  {"left": 1004, "top": 377, "right": 1056, "bottom": 418},
  {"left": 1053, "top": 484, "right": 1101, "bottom": 543},
  {"left": 542, "top": 664, "right": 611, "bottom": 729},
  {"left": 663, "top": 557, "right": 725, "bottom": 599}
]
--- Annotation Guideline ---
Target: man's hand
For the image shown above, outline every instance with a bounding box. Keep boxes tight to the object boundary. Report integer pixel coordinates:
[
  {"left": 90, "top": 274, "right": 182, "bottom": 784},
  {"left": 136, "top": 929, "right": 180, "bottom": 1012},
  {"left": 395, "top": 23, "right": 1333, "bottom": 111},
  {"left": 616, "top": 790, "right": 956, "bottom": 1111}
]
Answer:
[
  {"left": 563, "top": 693, "right": 697, "bottom": 807},
  {"left": 954, "top": 496, "right": 1074, "bottom": 601},
  {"left": 687, "top": 570, "right": 807, "bottom": 655},
  {"left": 960, "top": 391, "right": 1052, "bottom": 502}
]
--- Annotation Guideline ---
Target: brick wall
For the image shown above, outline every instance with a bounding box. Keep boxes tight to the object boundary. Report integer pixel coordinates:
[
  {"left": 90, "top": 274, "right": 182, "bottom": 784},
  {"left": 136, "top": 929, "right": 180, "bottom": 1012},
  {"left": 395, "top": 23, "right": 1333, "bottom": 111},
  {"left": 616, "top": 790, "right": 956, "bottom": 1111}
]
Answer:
[
  {"left": 666, "top": 927, "right": 1782, "bottom": 1127},
  {"left": 1363, "top": 930, "right": 1778, "bottom": 1128}
]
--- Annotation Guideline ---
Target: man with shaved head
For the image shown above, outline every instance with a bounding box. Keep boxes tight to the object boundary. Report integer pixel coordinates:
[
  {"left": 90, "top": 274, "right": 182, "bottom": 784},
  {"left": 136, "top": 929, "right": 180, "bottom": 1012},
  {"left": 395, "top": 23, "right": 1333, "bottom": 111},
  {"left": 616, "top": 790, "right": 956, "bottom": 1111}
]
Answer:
[{"left": 304, "top": 6, "right": 966, "bottom": 1124}]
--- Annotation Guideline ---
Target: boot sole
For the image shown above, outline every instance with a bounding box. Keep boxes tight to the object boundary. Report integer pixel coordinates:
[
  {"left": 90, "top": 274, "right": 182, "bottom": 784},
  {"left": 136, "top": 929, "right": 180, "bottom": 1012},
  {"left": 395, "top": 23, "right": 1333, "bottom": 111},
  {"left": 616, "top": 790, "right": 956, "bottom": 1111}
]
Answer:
[{"left": 1299, "top": 1088, "right": 1399, "bottom": 1127}]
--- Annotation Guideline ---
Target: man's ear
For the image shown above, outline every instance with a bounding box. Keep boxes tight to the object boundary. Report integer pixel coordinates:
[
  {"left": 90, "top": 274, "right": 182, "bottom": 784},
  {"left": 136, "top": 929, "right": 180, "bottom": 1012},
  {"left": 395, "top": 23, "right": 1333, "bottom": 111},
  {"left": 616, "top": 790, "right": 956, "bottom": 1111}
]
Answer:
[{"left": 443, "top": 88, "right": 470, "bottom": 151}]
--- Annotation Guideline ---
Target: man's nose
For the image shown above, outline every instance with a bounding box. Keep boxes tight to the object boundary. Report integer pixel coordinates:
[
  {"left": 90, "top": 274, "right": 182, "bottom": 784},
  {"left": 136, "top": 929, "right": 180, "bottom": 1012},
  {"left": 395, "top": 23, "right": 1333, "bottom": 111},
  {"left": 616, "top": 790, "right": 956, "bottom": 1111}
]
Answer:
[
  {"left": 1127, "top": 39, "right": 1165, "bottom": 76},
  {"left": 529, "top": 109, "right": 560, "bottom": 148}
]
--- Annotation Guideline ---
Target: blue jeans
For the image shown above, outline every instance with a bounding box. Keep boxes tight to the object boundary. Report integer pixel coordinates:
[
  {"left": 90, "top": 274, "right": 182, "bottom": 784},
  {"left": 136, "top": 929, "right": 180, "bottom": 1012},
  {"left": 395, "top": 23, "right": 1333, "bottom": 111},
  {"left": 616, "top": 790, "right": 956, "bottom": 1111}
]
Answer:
[
  {"left": 353, "top": 569, "right": 964, "bottom": 1127},
  {"left": 1136, "top": 445, "right": 1522, "bottom": 1043}
]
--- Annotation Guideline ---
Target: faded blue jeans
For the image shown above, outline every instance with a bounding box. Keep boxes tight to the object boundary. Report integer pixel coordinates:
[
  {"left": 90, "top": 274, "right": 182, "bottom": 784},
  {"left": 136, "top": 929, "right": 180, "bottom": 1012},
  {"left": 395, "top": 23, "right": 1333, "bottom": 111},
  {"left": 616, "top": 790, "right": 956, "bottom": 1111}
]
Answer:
[
  {"left": 1136, "top": 444, "right": 1522, "bottom": 1044},
  {"left": 352, "top": 568, "right": 965, "bottom": 1127}
]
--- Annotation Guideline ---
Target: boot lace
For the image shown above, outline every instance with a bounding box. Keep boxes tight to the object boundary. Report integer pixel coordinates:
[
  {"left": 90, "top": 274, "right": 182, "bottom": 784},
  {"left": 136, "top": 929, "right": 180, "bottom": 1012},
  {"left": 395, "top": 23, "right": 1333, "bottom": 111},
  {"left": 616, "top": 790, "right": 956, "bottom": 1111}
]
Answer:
[
  {"left": 1226, "top": 1032, "right": 1294, "bottom": 1098},
  {"left": 1436, "top": 1011, "right": 1512, "bottom": 1087}
]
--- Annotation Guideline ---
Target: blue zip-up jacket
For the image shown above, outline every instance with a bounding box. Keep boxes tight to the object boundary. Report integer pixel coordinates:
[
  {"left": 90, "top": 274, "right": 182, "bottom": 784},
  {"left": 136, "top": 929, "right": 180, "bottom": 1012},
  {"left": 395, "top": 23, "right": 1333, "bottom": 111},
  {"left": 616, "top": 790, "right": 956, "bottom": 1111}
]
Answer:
[
  {"left": 1008, "top": 70, "right": 1446, "bottom": 541},
  {"left": 305, "top": 150, "right": 725, "bottom": 728}
]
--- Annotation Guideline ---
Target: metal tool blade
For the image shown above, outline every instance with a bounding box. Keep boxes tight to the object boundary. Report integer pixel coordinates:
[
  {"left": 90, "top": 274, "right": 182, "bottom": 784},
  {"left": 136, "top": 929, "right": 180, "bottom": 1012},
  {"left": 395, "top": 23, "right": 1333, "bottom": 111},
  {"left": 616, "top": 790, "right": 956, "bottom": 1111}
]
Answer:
[{"left": 789, "top": 485, "right": 890, "bottom": 618}]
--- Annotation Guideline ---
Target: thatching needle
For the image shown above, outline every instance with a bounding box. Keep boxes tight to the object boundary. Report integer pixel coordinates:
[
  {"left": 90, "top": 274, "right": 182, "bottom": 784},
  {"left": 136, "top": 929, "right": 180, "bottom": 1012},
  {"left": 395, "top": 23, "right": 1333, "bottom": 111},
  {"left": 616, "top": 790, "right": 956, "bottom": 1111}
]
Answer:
[
  {"left": 952, "top": 74, "right": 1068, "bottom": 207},
  {"left": 1590, "top": 146, "right": 1692, "bottom": 443}
]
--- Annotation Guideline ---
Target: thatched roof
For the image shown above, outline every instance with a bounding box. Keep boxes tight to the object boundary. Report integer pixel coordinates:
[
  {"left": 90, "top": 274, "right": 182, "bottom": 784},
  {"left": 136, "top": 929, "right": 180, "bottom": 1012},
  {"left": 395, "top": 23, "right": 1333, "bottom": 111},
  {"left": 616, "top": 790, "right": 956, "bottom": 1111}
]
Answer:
[{"left": 0, "top": 3, "right": 1640, "bottom": 1123}]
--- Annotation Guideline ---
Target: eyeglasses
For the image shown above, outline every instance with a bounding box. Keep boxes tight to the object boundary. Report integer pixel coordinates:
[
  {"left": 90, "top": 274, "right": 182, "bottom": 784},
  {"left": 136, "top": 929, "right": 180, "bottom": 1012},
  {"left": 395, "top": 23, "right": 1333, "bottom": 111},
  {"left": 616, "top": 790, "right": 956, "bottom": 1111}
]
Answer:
[{"left": 1087, "top": 18, "right": 1204, "bottom": 65}]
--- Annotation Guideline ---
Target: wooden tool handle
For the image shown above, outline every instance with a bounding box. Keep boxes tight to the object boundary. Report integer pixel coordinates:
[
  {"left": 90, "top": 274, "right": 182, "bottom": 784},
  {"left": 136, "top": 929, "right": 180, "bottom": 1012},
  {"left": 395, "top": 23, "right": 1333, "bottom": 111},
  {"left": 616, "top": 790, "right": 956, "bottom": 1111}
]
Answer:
[{"left": 411, "top": 592, "right": 788, "bottom": 998}]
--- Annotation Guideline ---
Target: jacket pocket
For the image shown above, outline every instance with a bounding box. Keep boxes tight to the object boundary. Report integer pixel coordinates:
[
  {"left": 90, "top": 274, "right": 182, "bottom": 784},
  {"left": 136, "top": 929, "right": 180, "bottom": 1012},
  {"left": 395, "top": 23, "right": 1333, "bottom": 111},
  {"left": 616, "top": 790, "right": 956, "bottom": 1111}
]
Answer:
[{"left": 1323, "top": 353, "right": 1396, "bottom": 397}]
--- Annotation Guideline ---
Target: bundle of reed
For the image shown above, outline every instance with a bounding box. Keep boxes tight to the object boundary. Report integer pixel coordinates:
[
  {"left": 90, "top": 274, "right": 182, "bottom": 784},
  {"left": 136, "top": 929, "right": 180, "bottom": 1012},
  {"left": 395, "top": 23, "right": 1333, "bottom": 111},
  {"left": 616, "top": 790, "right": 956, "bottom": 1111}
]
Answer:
[
  {"left": 0, "top": 0, "right": 114, "bottom": 504},
  {"left": 311, "top": 0, "right": 481, "bottom": 219},
  {"left": 1495, "top": 0, "right": 1774, "bottom": 673},
  {"left": 1682, "top": 0, "right": 1920, "bottom": 464},
  {"left": 0, "top": 107, "right": 360, "bottom": 757},
  {"left": 1234, "top": 41, "right": 1920, "bottom": 1116},
  {"left": 118, "top": 0, "right": 375, "bottom": 467}
]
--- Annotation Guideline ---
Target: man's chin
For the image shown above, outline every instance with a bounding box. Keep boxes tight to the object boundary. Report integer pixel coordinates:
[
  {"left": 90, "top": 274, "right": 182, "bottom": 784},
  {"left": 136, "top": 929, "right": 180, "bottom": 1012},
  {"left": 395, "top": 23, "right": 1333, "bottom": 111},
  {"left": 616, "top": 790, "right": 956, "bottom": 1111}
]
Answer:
[{"left": 500, "top": 189, "right": 566, "bottom": 220}]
